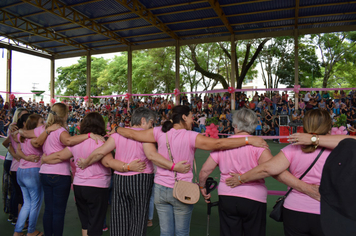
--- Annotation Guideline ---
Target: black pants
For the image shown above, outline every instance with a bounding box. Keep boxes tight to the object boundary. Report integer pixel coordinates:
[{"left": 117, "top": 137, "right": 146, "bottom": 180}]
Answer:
[
  {"left": 219, "top": 195, "right": 266, "bottom": 236},
  {"left": 283, "top": 208, "right": 325, "bottom": 236},
  {"left": 73, "top": 185, "right": 109, "bottom": 236},
  {"left": 110, "top": 173, "right": 154, "bottom": 236}
]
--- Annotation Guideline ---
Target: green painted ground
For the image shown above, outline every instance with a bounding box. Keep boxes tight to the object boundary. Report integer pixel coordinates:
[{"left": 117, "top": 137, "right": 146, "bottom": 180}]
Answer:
[{"left": 0, "top": 139, "right": 287, "bottom": 236}]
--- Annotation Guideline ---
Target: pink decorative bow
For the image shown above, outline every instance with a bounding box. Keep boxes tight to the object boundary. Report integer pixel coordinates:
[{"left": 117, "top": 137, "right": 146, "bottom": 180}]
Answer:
[
  {"left": 228, "top": 87, "right": 235, "bottom": 94},
  {"left": 9, "top": 94, "right": 15, "bottom": 100},
  {"left": 293, "top": 85, "right": 301, "bottom": 93},
  {"left": 50, "top": 98, "right": 56, "bottom": 104},
  {"left": 331, "top": 126, "right": 348, "bottom": 135},
  {"left": 125, "top": 93, "right": 131, "bottom": 101},
  {"left": 84, "top": 96, "right": 89, "bottom": 102},
  {"left": 174, "top": 88, "right": 180, "bottom": 96}
]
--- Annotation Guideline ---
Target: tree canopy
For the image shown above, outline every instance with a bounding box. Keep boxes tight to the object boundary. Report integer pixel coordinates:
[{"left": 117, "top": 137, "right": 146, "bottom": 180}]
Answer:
[{"left": 54, "top": 32, "right": 356, "bottom": 97}]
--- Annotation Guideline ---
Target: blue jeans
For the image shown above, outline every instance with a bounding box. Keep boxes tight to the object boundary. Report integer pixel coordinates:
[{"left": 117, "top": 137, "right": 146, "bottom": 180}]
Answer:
[
  {"left": 40, "top": 174, "right": 71, "bottom": 236},
  {"left": 199, "top": 124, "right": 206, "bottom": 133},
  {"left": 272, "top": 103, "right": 277, "bottom": 115},
  {"left": 15, "top": 168, "right": 43, "bottom": 234},
  {"left": 154, "top": 184, "right": 194, "bottom": 236},
  {"left": 148, "top": 183, "right": 155, "bottom": 220}
]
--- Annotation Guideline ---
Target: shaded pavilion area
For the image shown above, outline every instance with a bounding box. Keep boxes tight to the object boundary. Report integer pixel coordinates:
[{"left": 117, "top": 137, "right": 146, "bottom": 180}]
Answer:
[
  {"left": 0, "top": 0, "right": 355, "bottom": 107},
  {"left": 0, "top": 0, "right": 356, "bottom": 235}
]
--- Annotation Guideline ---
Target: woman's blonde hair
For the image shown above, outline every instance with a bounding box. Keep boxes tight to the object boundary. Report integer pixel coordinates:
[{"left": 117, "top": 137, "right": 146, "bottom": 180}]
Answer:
[
  {"left": 12, "top": 108, "right": 28, "bottom": 125},
  {"left": 46, "top": 103, "right": 69, "bottom": 128},
  {"left": 302, "top": 109, "right": 332, "bottom": 153}
]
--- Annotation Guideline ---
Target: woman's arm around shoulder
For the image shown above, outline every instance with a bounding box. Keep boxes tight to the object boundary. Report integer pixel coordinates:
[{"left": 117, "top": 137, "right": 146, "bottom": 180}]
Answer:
[
  {"left": 41, "top": 147, "right": 72, "bottom": 164},
  {"left": 194, "top": 134, "right": 268, "bottom": 151}
]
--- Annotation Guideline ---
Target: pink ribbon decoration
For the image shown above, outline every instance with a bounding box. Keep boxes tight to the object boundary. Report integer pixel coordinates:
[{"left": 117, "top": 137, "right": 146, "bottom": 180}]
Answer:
[
  {"left": 331, "top": 126, "right": 348, "bottom": 135},
  {"left": 124, "top": 93, "right": 131, "bottom": 101},
  {"left": 9, "top": 94, "right": 15, "bottom": 100},
  {"left": 50, "top": 98, "right": 56, "bottom": 104},
  {"left": 174, "top": 88, "right": 180, "bottom": 97},
  {"left": 293, "top": 85, "right": 301, "bottom": 93},
  {"left": 228, "top": 87, "right": 235, "bottom": 94}
]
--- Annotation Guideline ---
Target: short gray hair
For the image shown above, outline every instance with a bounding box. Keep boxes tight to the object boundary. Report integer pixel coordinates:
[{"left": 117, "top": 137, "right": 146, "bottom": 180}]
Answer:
[
  {"left": 131, "top": 107, "right": 156, "bottom": 126},
  {"left": 232, "top": 108, "right": 258, "bottom": 134}
]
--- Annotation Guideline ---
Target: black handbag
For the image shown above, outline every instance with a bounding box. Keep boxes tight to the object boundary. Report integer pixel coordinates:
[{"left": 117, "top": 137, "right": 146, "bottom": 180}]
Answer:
[{"left": 269, "top": 148, "right": 325, "bottom": 222}]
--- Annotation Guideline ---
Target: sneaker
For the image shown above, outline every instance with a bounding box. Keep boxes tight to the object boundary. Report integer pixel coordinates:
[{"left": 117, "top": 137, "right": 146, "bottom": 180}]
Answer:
[
  {"left": 103, "top": 227, "right": 108, "bottom": 232},
  {"left": 8, "top": 214, "right": 13, "bottom": 222},
  {"left": 147, "top": 220, "right": 153, "bottom": 227},
  {"left": 11, "top": 218, "right": 17, "bottom": 225}
]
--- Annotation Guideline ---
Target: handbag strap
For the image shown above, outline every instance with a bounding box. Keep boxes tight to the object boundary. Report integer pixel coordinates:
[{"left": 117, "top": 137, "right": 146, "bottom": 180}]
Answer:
[
  {"left": 283, "top": 148, "right": 325, "bottom": 198},
  {"left": 166, "top": 133, "right": 197, "bottom": 183}
]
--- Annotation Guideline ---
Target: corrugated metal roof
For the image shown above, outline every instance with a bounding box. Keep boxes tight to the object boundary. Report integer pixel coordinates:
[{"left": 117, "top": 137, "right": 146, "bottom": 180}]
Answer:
[{"left": 0, "top": 0, "right": 355, "bottom": 58}]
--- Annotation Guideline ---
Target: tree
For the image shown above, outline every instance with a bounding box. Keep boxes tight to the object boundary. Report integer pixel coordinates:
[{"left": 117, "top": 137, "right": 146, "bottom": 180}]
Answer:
[
  {"left": 55, "top": 56, "right": 108, "bottom": 97},
  {"left": 187, "top": 39, "right": 269, "bottom": 89},
  {"left": 312, "top": 32, "right": 356, "bottom": 88}
]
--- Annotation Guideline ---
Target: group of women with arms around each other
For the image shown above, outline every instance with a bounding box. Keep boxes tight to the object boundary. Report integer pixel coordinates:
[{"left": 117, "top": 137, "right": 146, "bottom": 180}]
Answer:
[{"left": 4, "top": 103, "right": 356, "bottom": 236}]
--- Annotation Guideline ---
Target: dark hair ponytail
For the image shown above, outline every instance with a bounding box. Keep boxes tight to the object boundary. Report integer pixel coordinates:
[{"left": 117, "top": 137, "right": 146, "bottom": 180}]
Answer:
[{"left": 162, "top": 105, "right": 191, "bottom": 133}]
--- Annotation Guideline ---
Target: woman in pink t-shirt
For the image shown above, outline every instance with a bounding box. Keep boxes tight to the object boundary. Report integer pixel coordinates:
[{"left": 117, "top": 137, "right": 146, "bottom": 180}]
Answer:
[
  {"left": 77, "top": 108, "right": 189, "bottom": 236},
  {"left": 113, "top": 105, "right": 268, "bottom": 236},
  {"left": 13, "top": 114, "right": 46, "bottom": 236},
  {"left": 20, "top": 103, "right": 104, "bottom": 236},
  {"left": 230, "top": 109, "right": 333, "bottom": 236},
  {"left": 42, "top": 112, "right": 139, "bottom": 236},
  {"left": 199, "top": 109, "right": 316, "bottom": 236}
]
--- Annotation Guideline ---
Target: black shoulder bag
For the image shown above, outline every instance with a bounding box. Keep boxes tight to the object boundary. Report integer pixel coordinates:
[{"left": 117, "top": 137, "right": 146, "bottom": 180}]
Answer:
[{"left": 270, "top": 148, "right": 325, "bottom": 222}]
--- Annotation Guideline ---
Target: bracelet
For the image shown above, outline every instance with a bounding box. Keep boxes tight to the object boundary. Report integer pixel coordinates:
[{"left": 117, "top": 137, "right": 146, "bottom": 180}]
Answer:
[
  {"left": 127, "top": 164, "right": 130, "bottom": 171},
  {"left": 238, "top": 175, "right": 244, "bottom": 184},
  {"left": 123, "top": 163, "right": 127, "bottom": 172},
  {"left": 199, "top": 185, "right": 205, "bottom": 189},
  {"left": 88, "top": 133, "right": 91, "bottom": 139},
  {"left": 46, "top": 130, "right": 50, "bottom": 135},
  {"left": 245, "top": 136, "right": 249, "bottom": 145},
  {"left": 170, "top": 163, "right": 175, "bottom": 171}
]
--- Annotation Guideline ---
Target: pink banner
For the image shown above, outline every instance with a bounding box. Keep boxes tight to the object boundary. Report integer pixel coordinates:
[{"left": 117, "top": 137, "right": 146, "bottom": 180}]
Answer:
[
  {"left": 47, "top": 85, "right": 356, "bottom": 99},
  {"left": 0, "top": 155, "right": 4, "bottom": 160},
  {"left": 0, "top": 91, "right": 39, "bottom": 95}
]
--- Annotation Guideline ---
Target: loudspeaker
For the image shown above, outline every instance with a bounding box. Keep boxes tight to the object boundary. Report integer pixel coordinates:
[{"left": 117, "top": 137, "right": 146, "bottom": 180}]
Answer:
[{"left": 279, "top": 116, "right": 289, "bottom": 126}]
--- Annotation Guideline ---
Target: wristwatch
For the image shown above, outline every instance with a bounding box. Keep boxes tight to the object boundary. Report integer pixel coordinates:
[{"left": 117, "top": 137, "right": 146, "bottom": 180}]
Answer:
[{"left": 311, "top": 135, "right": 319, "bottom": 148}]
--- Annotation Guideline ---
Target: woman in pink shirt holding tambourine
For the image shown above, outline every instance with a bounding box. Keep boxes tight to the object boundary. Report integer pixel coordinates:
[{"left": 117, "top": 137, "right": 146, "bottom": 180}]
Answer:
[{"left": 114, "top": 105, "right": 268, "bottom": 236}]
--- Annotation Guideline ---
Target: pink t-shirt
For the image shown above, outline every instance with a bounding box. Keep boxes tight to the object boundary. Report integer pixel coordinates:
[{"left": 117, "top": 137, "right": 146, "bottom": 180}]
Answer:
[
  {"left": 210, "top": 135, "right": 267, "bottom": 203},
  {"left": 282, "top": 145, "right": 331, "bottom": 214},
  {"left": 19, "top": 131, "right": 43, "bottom": 169},
  {"left": 67, "top": 139, "right": 111, "bottom": 188},
  {"left": 9, "top": 135, "right": 19, "bottom": 172},
  {"left": 111, "top": 128, "right": 154, "bottom": 176},
  {"left": 153, "top": 127, "right": 199, "bottom": 188},
  {"left": 40, "top": 127, "right": 70, "bottom": 176}
]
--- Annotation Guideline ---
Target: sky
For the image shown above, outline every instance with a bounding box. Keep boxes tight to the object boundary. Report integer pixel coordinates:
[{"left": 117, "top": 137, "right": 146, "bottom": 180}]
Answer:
[{"left": 0, "top": 49, "right": 120, "bottom": 102}]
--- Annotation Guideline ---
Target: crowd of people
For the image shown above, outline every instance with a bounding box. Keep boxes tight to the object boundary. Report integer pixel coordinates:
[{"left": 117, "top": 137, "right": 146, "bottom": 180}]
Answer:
[{"left": 1, "top": 89, "right": 356, "bottom": 236}]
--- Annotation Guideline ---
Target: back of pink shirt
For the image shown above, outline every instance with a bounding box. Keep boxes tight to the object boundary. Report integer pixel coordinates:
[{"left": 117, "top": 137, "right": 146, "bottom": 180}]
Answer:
[
  {"left": 19, "top": 132, "right": 43, "bottom": 169},
  {"left": 67, "top": 139, "right": 111, "bottom": 188},
  {"left": 40, "top": 127, "right": 70, "bottom": 176},
  {"left": 9, "top": 135, "right": 19, "bottom": 172},
  {"left": 153, "top": 127, "right": 198, "bottom": 188},
  {"left": 282, "top": 145, "right": 331, "bottom": 214},
  {"left": 111, "top": 128, "right": 154, "bottom": 176},
  {"left": 210, "top": 135, "right": 267, "bottom": 203}
]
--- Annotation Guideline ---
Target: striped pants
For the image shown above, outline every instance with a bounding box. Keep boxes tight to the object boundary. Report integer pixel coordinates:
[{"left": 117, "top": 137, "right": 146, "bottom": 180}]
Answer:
[{"left": 110, "top": 173, "right": 154, "bottom": 236}]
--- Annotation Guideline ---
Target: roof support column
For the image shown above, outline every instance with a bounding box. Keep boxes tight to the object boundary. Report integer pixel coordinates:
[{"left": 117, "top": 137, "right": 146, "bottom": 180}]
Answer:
[
  {"left": 50, "top": 56, "right": 55, "bottom": 99},
  {"left": 175, "top": 40, "right": 180, "bottom": 105},
  {"left": 128, "top": 45, "right": 132, "bottom": 108},
  {"left": 294, "top": 30, "right": 299, "bottom": 111},
  {"left": 231, "top": 35, "right": 236, "bottom": 111},
  {"left": 86, "top": 50, "right": 91, "bottom": 105},
  {"left": 6, "top": 49, "right": 12, "bottom": 106}
]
